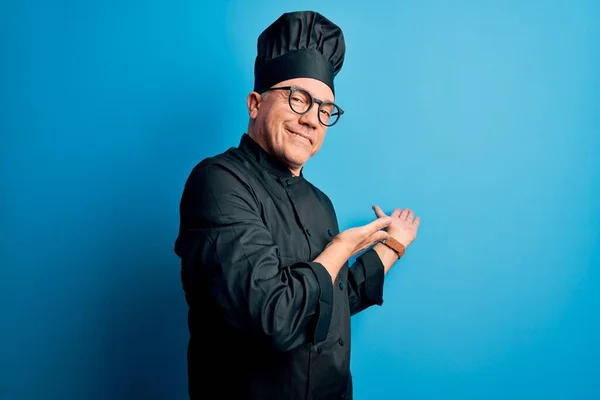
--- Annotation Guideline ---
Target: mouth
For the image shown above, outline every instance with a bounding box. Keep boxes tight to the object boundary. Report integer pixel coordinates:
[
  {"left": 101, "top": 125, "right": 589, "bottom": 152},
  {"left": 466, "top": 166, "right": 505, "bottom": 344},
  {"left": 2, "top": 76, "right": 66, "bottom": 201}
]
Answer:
[{"left": 286, "top": 128, "right": 313, "bottom": 145}]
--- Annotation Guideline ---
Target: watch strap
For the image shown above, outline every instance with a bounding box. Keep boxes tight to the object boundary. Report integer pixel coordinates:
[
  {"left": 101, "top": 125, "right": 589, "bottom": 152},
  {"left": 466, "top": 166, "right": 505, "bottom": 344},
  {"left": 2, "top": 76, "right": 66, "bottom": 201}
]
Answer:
[{"left": 381, "top": 236, "right": 406, "bottom": 258}]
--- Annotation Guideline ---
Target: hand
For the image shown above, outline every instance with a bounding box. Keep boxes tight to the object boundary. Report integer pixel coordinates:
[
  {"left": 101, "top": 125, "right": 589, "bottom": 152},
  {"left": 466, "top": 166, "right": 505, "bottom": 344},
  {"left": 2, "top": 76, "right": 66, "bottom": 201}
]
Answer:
[
  {"left": 314, "top": 216, "right": 392, "bottom": 283},
  {"left": 329, "top": 216, "right": 392, "bottom": 258},
  {"left": 372, "top": 205, "right": 420, "bottom": 248}
]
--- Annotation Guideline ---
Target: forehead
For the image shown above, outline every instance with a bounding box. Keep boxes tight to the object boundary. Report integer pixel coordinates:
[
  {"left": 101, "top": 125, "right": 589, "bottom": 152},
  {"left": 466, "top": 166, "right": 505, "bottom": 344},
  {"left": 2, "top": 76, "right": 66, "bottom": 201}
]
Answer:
[{"left": 274, "top": 77, "right": 334, "bottom": 103}]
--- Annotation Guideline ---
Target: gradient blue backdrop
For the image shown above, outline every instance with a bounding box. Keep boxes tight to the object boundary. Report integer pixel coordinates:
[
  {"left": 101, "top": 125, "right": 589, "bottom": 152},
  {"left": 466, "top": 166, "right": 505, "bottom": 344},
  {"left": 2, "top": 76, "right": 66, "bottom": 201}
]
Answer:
[{"left": 2, "top": 0, "right": 599, "bottom": 399}]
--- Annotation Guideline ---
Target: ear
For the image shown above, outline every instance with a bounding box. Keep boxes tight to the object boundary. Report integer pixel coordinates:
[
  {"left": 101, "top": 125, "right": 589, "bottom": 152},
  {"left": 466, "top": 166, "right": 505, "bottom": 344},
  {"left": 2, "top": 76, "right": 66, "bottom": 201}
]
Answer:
[{"left": 246, "top": 92, "right": 262, "bottom": 120}]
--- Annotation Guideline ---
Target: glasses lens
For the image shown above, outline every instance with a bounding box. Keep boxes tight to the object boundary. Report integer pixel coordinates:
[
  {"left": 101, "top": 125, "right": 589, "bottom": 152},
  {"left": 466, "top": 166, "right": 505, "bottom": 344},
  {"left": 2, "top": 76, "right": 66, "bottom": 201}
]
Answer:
[
  {"left": 288, "top": 88, "right": 342, "bottom": 126},
  {"left": 289, "top": 89, "right": 312, "bottom": 114},
  {"left": 318, "top": 103, "right": 341, "bottom": 126}
]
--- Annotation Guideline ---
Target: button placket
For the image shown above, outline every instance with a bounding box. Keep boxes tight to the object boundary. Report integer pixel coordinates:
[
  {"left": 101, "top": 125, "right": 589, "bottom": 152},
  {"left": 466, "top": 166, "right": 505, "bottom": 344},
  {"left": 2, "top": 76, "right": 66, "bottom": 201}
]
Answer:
[{"left": 284, "top": 180, "right": 313, "bottom": 259}]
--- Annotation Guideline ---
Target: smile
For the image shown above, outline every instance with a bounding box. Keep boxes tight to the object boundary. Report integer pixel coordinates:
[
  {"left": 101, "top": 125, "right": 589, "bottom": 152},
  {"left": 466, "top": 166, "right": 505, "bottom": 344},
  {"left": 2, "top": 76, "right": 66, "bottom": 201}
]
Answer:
[{"left": 286, "top": 128, "right": 312, "bottom": 145}]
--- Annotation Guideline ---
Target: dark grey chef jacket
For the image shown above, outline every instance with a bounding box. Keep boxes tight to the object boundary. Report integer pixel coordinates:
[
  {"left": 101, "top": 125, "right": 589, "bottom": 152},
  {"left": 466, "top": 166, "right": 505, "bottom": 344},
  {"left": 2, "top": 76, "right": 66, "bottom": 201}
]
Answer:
[{"left": 174, "top": 133, "right": 386, "bottom": 400}]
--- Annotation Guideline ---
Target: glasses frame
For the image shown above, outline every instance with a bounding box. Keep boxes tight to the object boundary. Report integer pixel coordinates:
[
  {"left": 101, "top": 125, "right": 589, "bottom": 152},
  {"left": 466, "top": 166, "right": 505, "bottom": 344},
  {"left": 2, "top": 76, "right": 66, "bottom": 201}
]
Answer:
[{"left": 260, "top": 86, "right": 344, "bottom": 127}]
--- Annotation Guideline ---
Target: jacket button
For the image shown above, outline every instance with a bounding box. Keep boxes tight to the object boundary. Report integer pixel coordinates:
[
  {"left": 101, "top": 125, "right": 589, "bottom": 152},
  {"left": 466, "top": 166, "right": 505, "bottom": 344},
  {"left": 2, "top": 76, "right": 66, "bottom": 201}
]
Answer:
[
  {"left": 306, "top": 228, "right": 311, "bottom": 236},
  {"left": 327, "top": 228, "right": 333, "bottom": 237},
  {"left": 317, "top": 346, "right": 323, "bottom": 354},
  {"left": 339, "top": 281, "right": 345, "bottom": 290},
  {"left": 338, "top": 338, "right": 344, "bottom": 346}
]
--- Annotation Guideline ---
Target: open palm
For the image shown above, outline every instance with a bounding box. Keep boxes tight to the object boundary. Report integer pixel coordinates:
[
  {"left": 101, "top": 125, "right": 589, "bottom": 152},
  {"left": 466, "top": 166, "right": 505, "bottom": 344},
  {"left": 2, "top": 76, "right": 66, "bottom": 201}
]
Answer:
[{"left": 372, "top": 205, "right": 420, "bottom": 248}]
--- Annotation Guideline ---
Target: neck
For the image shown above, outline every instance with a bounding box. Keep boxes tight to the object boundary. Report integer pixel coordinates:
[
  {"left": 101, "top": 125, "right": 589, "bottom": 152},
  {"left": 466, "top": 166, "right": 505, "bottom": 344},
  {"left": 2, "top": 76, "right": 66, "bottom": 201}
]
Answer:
[{"left": 247, "top": 128, "right": 302, "bottom": 176}]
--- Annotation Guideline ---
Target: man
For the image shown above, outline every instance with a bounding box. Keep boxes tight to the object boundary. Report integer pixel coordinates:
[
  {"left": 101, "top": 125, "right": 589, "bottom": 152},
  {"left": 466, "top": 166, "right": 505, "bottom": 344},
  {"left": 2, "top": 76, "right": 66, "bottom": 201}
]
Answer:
[{"left": 174, "top": 10, "right": 420, "bottom": 400}]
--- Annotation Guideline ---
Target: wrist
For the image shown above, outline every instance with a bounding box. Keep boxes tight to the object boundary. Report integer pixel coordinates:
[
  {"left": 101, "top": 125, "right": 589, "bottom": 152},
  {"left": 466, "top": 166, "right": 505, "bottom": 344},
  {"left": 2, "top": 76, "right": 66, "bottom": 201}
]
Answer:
[
  {"left": 328, "top": 236, "right": 353, "bottom": 260},
  {"left": 374, "top": 242, "right": 399, "bottom": 260},
  {"left": 380, "top": 235, "right": 406, "bottom": 259},
  {"left": 373, "top": 242, "right": 400, "bottom": 275}
]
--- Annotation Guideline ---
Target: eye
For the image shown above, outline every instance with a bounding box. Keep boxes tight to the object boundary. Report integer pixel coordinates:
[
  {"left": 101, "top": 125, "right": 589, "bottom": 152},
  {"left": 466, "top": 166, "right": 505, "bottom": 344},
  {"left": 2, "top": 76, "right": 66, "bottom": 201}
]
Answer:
[
  {"left": 291, "top": 95, "right": 307, "bottom": 104},
  {"left": 320, "top": 103, "right": 335, "bottom": 120}
]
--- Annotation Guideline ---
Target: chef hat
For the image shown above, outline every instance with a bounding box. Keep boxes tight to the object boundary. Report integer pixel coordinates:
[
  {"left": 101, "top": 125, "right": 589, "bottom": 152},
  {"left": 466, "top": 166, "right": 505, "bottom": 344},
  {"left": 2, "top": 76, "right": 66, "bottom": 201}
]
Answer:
[{"left": 253, "top": 11, "right": 346, "bottom": 95}]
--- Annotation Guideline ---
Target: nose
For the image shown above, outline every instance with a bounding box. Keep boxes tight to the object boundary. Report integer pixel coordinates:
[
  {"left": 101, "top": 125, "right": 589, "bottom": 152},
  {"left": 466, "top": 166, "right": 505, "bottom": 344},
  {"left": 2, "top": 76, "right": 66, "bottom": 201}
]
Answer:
[{"left": 297, "top": 105, "right": 320, "bottom": 130}]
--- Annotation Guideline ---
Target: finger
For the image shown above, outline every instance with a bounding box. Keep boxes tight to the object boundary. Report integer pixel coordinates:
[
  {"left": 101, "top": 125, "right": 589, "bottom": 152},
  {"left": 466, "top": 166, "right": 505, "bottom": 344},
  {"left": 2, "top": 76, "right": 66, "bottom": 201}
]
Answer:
[
  {"left": 367, "top": 216, "right": 392, "bottom": 233},
  {"left": 356, "top": 230, "right": 390, "bottom": 254},
  {"left": 391, "top": 208, "right": 402, "bottom": 218},
  {"left": 371, "top": 230, "right": 390, "bottom": 243},
  {"left": 413, "top": 216, "right": 420, "bottom": 227},
  {"left": 400, "top": 208, "right": 410, "bottom": 220},
  {"left": 407, "top": 209, "right": 414, "bottom": 222},
  {"left": 372, "top": 205, "right": 386, "bottom": 218}
]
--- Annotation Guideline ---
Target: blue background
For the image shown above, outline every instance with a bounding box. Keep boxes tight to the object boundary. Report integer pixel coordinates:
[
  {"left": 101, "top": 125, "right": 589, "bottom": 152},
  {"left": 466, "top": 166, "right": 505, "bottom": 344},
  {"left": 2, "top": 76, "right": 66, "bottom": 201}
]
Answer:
[{"left": 2, "top": 0, "right": 599, "bottom": 399}]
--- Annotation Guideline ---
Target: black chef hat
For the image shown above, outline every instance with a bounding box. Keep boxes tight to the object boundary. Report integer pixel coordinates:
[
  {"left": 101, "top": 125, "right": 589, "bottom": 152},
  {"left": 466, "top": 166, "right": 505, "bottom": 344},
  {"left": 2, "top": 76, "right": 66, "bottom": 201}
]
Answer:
[{"left": 254, "top": 11, "right": 346, "bottom": 95}]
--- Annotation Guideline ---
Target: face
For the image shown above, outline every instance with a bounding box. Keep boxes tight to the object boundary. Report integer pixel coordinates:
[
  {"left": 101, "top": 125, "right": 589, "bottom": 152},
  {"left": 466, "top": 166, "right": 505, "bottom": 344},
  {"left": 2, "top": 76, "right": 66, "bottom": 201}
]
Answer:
[{"left": 247, "top": 77, "right": 334, "bottom": 175}]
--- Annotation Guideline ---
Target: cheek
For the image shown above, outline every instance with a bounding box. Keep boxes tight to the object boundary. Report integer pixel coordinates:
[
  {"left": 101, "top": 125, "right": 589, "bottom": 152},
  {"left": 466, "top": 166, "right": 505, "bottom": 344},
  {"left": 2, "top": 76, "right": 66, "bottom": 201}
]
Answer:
[
  {"left": 314, "top": 130, "right": 327, "bottom": 146},
  {"left": 265, "top": 108, "right": 289, "bottom": 131}
]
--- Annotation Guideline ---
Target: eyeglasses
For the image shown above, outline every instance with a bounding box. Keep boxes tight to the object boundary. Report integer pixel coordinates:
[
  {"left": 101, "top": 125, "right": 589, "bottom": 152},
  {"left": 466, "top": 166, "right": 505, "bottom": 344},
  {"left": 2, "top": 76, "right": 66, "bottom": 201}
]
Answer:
[{"left": 260, "top": 86, "right": 344, "bottom": 127}]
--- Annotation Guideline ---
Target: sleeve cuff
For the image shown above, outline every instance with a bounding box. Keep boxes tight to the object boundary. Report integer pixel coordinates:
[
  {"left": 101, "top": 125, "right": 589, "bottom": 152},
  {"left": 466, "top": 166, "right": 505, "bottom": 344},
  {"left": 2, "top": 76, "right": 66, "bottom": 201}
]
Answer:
[
  {"left": 305, "top": 261, "right": 334, "bottom": 344},
  {"left": 358, "top": 249, "right": 385, "bottom": 306}
]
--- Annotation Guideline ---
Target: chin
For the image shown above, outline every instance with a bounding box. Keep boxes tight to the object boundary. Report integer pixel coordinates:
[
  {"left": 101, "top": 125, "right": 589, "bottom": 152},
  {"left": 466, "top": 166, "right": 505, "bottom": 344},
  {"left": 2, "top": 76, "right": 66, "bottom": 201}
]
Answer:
[{"left": 281, "top": 147, "right": 311, "bottom": 169}]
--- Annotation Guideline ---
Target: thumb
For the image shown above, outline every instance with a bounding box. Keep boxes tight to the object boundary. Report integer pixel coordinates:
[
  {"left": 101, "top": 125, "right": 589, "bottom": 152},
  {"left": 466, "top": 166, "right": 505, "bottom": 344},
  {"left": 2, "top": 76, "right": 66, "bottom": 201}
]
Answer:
[
  {"left": 372, "top": 204, "right": 386, "bottom": 218},
  {"left": 370, "top": 216, "right": 392, "bottom": 232}
]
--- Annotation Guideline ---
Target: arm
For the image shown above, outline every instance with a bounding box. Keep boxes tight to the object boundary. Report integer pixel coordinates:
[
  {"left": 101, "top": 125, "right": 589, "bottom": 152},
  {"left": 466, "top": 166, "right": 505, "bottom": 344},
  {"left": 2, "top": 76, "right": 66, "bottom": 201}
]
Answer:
[
  {"left": 311, "top": 200, "right": 402, "bottom": 316},
  {"left": 345, "top": 205, "right": 420, "bottom": 315},
  {"left": 346, "top": 244, "right": 401, "bottom": 315},
  {"left": 314, "top": 242, "right": 396, "bottom": 316},
  {"left": 174, "top": 162, "right": 333, "bottom": 352}
]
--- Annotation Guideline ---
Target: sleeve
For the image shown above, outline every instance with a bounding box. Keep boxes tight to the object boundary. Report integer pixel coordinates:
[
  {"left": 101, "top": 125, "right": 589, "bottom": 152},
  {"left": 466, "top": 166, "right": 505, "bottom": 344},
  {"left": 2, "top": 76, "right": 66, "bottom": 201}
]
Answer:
[
  {"left": 347, "top": 249, "right": 386, "bottom": 316},
  {"left": 316, "top": 190, "right": 386, "bottom": 317},
  {"left": 174, "top": 161, "right": 334, "bottom": 352}
]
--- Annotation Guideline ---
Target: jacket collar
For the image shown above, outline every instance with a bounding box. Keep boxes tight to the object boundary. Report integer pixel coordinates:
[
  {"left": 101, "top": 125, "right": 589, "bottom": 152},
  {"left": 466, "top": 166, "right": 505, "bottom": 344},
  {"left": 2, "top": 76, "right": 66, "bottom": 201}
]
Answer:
[{"left": 238, "top": 133, "right": 304, "bottom": 179}]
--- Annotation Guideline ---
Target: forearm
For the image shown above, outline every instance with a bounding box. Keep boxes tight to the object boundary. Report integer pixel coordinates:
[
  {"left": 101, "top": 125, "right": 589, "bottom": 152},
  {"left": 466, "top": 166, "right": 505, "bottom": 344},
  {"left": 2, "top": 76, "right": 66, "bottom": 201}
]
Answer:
[
  {"left": 181, "top": 237, "right": 334, "bottom": 352},
  {"left": 346, "top": 240, "right": 404, "bottom": 314},
  {"left": 313, "top": 241, "right": 352, "bottom": 284},
  {"left": 373, "top": 242, "right": 400, "bottom": 275},
  {"left": 313, "top": 237, "right": 399, "bottom": 283},
  {"left": 347, "top": 249, "right": 385, "bottom": 315}
]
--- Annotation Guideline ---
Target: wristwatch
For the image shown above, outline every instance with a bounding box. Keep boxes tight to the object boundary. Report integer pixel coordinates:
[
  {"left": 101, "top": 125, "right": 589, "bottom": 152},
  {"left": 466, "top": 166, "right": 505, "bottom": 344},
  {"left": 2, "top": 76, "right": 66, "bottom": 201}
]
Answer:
[{"left": 381, "top": 236, "right": 406, "bottom": 259}]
